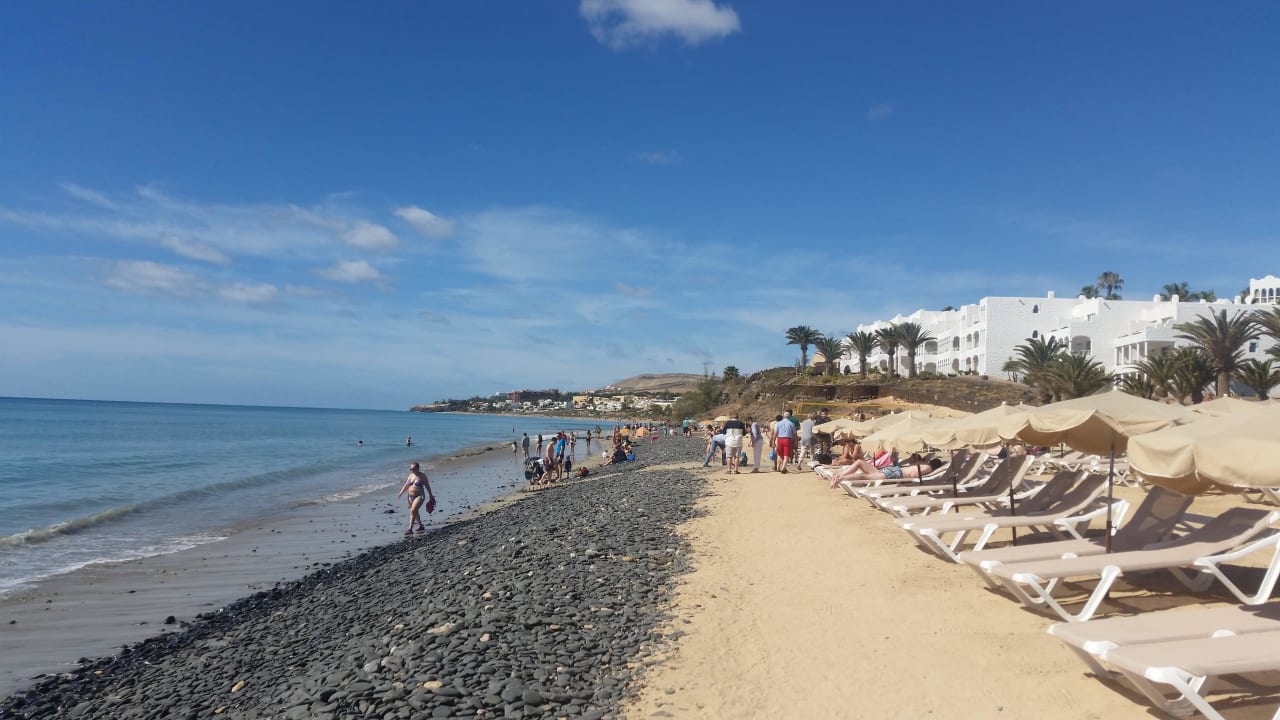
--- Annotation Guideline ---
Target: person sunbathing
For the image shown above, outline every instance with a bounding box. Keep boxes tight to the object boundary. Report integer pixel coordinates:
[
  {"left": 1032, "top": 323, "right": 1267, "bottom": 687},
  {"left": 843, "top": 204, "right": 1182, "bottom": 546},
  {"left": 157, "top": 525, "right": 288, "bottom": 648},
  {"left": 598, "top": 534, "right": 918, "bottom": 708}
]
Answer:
[
  {"left": 832, "top": 456, "right": 945, "bottom": 482},
  {"left": 828, "top": 440, "right": 865, "bottom": 466}
]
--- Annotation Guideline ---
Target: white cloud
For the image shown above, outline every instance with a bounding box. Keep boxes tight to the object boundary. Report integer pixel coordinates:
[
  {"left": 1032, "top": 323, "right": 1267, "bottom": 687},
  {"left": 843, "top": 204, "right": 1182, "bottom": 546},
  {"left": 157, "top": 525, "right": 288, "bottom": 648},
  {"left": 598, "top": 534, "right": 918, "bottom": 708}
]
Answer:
[
  {"left": 161, "top": 236, "right": 230, "bottom": 265},
  {"left": 614, "top": 281, "right": 653, "bottom": 298},
  {"left": 319, "top": 259, "right": 382, "bottom": 283},
  {"left": 866, "top": 102, "right": 894, "bottom": 121},
  {"left": 105, "top": 260, "right": 201, "bottom": 296},
  {"left": 218, "top": 282, "right": 279, "bottom": 304},
  {"left": 342, "top": 221, "right": 398, "bottom": 250},
  {"left": 634, "top": 150, "right": 681, "bottom": 164},
  {"left": 395, "top": 206, "right": 455, "bottom": 239},
  {"left": 60, "top": 182, "right": 119, "bottom": 210},
  {"left": 580, "top": 0, "right": 740, "bottom": 50}
]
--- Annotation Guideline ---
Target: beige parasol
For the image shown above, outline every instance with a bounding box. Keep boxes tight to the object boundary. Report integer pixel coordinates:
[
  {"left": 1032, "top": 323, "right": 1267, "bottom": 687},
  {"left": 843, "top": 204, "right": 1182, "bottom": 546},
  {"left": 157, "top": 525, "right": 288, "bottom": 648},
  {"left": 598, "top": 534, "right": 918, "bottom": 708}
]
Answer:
[
  {"left": 1189, "top": 396, "right": 1271, "bottom": 417},
  {"left": 997, "top": 389, "right": 1193, "bottom": 456},
  {"left": 999, "top": 389, "right": 1195, "bottom": 550},
  {"left": 921, "top": 402, "right": 1031, "bottom": 450},
  {"left": 814, "top": 417, "right": 859, "bottom": 435},
  {"left": 861, "top": 415, "right": 945, "bottom": 454},
  {"left": 1128, "top": 403, "right": 1280, "bottom": 494}
]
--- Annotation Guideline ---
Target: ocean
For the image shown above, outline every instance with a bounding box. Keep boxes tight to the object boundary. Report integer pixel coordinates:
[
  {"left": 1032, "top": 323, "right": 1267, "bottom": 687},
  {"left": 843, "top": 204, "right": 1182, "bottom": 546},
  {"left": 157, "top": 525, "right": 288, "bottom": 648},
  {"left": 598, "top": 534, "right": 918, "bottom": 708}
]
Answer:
[{"left": 0, "top": 397, "right": 602, "bottom": 597}]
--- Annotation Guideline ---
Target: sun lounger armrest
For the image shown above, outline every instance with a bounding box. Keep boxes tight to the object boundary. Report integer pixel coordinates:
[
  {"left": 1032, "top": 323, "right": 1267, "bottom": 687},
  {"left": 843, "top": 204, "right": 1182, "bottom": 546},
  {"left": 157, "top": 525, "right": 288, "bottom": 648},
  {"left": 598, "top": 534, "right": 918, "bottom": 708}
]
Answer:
[
  {"left": 1053, "top": 499, "right": 1129, "bottom": 541},
  {"left": 1193, "top": 530, "right": 1280, "bottom": 566},
  {"left": 1190, "top": 531, "right": 1280, "bottom": 606}
]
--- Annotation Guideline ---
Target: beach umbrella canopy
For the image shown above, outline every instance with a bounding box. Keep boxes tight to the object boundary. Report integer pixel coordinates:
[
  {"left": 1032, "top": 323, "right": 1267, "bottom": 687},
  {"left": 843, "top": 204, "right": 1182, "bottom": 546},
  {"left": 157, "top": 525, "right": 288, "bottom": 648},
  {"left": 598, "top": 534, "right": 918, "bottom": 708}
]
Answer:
[
  {"left": 997, "top": 390, "right": 1193, "bottom": 455},
  {"left": 861, "top": 415, "right": 944, "bottom": 453},
  {"left": 1128, "top": 403, "right": 1280, "bottom": 494},
  {"left": 1189, "top": 396, "right": 1270, "bottom": 417},
  {"left": 815, "top": 417, "right": 859, "bottom": 435},
  {"left": 922, "top": 402, "right": 1030, "bottom": 450}
]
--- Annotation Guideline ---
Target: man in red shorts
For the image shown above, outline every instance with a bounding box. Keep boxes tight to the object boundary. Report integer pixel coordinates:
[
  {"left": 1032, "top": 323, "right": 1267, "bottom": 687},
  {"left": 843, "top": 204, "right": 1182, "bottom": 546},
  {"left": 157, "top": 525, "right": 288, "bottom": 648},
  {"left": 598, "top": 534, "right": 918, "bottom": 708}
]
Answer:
[{"left": 773, "top": 411, "right": 797, "bottom": 473}]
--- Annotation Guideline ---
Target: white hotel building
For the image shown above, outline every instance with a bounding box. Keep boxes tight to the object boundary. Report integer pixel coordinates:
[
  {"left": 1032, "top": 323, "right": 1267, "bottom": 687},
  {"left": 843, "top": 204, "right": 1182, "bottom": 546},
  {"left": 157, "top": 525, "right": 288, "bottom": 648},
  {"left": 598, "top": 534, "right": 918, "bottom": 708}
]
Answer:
[{"left": 848, "top": 275, "right": 1280, "bottom": 381}]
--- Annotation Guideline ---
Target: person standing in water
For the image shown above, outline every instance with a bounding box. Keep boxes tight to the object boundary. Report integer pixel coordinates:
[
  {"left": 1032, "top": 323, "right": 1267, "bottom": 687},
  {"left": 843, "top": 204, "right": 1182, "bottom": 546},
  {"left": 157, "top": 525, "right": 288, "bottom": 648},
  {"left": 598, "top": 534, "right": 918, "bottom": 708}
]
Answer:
[{"left": 396, "top": 462, "right": 433, "bottom": 536}]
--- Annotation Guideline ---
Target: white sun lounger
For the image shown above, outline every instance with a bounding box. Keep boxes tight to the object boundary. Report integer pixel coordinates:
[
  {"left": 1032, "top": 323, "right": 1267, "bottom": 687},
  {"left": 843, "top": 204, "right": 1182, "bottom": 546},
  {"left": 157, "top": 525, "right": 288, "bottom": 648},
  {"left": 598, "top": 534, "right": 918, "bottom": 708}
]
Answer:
[
  {"left": 988, "top": 507, "right": 1280, "bottom": 622},
  {"left": 1047, "top": 600, "right": 1280, "bottom": 676},
  {"left": 896, "top": 472, "right": 1125, "bottom": 562},
  {"left": 1105, "top": 630, "right": 1280, "bottom": 720},
  {"left": 958, "top": 486, "right": 1195, "bottom": 589},
  {"left": 852, "top": 454, "right": 988, "bottom": 501},
  {"left": 879, "top": 455, "right": 1034, "bottom": 518}
]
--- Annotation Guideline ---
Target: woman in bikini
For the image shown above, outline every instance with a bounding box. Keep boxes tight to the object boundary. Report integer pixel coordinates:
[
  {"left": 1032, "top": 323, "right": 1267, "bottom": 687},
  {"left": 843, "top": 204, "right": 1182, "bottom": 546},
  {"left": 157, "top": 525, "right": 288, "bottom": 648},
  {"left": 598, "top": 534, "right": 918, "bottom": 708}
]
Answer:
[
  {"left": 831, "top": 456, "right": 945, "bottom": 482},
  {"left": 396, "top": 462, "right": 434, "bottom": 535}
]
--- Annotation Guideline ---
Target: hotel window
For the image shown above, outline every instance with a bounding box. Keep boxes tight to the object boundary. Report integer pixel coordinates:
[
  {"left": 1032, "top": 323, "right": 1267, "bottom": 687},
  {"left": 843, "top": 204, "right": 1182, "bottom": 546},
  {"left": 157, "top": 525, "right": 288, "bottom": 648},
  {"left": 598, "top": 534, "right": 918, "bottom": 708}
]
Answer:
[{"left": 1032, "top": 305, "right": 1039, "bottom": 313}]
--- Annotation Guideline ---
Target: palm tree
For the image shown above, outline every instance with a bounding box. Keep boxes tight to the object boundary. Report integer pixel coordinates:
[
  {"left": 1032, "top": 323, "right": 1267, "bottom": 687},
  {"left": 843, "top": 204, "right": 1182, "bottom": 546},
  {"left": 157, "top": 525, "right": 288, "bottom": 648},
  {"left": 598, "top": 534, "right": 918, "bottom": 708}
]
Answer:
[
  {"left": 1116, "top": 372, "right": 1158, "bottom": 400},
  {"left": 1007, "top": 336, "right": 1067, "bottom": 402},
  {"left": 1159, "top": 282, "right": 1191, "bottom": 301},
  {"left": 1174, "top": 309, "right": 1261, "bottom": 397},
  {"left": 1078, "top": 285, "right": 1100, "bottom": 299},
  {"left": 1166, "top": 347, "right": 1216, "bottom": 404},
  {"left": 845, "top": 331, "right": 877, "bottom": 378},
  {"left": 1237, "top": 359, "right": 1279, "bottom": 400},
  {"left": 875, "top": 326, "right": 901, "bottom": 377},
  {"left": 1131, "top": 351, "right": 1179, "bottom": 399},
  {"left": 813, "top": 335, "right": 846, "bottom": 377},
  {"left": 1193, "top": 289, "right": 1217, "bottom": 302},
  {"left": 1095, "top": 271, "right": 1124, "bottom": 300},
  {"left": 1044, "top": 353, "right": 1109, "bottom": 400},
  {"left": 1253, "top": 306, "right": 1280, "bottom": 348},
  {"left": 893, "top": 322, "right": 937, "bottom": 379},
  {"left": 785, "top": 326, "right": 822, "bottom": 372},
  {"left": 722, "top": 366, "right": 740, "bottom": 380}
]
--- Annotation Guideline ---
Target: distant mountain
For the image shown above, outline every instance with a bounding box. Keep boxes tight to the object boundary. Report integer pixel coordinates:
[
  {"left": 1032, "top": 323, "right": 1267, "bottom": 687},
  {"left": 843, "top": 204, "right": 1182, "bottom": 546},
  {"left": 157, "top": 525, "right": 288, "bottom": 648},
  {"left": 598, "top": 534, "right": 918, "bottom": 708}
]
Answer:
[{"left": 600, "top": 373, "right": 705, "bottom": 394}]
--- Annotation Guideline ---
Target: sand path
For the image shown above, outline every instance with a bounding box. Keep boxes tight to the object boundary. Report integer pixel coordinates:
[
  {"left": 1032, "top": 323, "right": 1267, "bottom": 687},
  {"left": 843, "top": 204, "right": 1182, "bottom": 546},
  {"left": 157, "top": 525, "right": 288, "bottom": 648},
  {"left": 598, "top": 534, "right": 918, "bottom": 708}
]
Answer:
[{"left": 623, "top": 467, "right": 1150, "bottom": 719}]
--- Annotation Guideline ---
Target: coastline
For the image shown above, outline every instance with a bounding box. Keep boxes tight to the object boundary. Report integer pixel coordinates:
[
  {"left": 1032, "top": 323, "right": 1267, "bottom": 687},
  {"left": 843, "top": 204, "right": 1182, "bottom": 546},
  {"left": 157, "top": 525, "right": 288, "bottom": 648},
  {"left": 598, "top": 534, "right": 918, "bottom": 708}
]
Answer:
[
  {"left": 0, "top": 437, "right": 581, "bottom": 697},
  {"left": 1, "top": 435, "right": 704, "bottom": 719}
]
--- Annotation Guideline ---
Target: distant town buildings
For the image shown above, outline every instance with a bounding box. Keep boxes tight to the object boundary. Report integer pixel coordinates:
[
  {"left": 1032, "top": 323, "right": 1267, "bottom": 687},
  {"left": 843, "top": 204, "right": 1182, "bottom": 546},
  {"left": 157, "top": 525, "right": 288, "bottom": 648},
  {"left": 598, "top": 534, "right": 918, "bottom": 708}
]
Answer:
[{"left": 849, "top": 275, "right": 1280, "bottom": 384}]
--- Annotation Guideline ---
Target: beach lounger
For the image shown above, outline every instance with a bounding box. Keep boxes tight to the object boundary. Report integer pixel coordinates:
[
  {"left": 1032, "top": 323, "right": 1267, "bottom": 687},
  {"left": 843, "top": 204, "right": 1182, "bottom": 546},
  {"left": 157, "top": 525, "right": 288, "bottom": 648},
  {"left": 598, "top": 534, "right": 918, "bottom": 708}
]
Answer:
[
  {"left": 1104, "top": 630, "right": 1280, "bottom": 720},
  {"left": 1047, "top": 600, "right": 1280, "bottom": 676},
  {"left": 958, "top": 486, "right": 1196, "bottom": 589},
  {"left": 988, "top": 507, "right": 1280, "bottom": 622},
  {"left": 896, "top": 472, "right": 1125, "bottom": 562},
  {"left": 837, "top": 451, "right": 986, "bottom": 499},
  {"left": 878, "top": 455, "right": 1034, "bottom": 518},
  {"left": 852, "top": 452, "right": 988, "bottom": 501}
]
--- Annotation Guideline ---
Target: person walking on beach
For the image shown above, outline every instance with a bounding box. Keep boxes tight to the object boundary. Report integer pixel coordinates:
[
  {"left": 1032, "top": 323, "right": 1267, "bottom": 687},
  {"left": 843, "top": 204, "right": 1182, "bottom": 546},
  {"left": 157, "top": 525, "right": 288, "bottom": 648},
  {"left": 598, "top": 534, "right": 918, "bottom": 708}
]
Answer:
[
  {"left": 747, "top": 416, "right": 763, "bottom": 472},
  {"left": 722, "top": 414, "right": 746, "bottom": 474},
  {"left": 798, "top": 413, "right": 816, "bottom": 462},
  {"left": 396, "top": 462, "right": 434, "bottom": 536},
  {"left": 521, "top": 433, "right": 530, "bottom": 459},
  {"left": 774, "top": 412, "right": 797, "bottom": 473}
]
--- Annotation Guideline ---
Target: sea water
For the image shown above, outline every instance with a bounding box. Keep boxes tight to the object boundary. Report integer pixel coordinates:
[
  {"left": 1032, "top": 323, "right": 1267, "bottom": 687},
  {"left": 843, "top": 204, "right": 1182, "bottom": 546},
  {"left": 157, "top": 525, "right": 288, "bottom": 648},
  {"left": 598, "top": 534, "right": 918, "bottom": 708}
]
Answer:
[{"left": 0, "top": 397, "right": 602, "bottom": 596}]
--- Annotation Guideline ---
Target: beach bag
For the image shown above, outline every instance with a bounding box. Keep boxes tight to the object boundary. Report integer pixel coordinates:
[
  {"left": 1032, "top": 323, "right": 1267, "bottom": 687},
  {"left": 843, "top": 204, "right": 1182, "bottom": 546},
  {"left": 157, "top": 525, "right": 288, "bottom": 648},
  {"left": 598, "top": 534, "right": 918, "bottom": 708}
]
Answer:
[
  {"left": 425, "top": 497, "right": 436, "bottom": 514},
  {"left": 740, "top": 451, "right": 749, "bottom": 464},
  {"left": 626, "top": 453, "right": 635, "bottom": 462},
  {"left": 873, "top": 451, "right": 893, "bottom": 469},
  {"left": 769, "top": 450, "right": 776, "bottom": 461}
]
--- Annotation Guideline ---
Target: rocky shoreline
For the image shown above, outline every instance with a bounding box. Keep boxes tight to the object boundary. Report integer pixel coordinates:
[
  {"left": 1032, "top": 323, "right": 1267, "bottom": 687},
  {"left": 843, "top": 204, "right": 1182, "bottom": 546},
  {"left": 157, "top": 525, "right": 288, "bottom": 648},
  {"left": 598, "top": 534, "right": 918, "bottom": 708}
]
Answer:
[{"left": 0, "top": 437, "right": 705, "bottom": 720}]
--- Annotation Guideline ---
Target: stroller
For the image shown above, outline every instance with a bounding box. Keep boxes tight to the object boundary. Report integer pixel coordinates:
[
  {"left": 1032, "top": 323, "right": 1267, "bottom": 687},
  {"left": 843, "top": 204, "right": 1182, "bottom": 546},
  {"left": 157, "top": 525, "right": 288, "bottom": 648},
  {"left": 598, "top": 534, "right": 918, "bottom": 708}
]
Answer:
[{"left": 523, "top": 457, "right": 547, "bottom": 482}]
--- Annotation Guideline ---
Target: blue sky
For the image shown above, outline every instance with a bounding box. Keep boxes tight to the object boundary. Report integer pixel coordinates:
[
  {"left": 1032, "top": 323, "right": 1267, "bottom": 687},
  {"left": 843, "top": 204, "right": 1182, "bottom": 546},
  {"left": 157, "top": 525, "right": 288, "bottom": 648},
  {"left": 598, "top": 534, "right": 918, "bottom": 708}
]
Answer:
[{"left": 2, "top": 2, "right": 1279, "bottom": 409}]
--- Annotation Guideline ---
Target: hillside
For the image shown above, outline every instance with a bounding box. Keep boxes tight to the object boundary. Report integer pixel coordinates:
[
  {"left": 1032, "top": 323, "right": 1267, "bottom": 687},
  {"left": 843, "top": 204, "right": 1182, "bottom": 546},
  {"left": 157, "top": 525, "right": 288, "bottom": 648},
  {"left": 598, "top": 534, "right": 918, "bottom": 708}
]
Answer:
[{"left": 600, "top": 373, "right": 706, "bottom": 394}]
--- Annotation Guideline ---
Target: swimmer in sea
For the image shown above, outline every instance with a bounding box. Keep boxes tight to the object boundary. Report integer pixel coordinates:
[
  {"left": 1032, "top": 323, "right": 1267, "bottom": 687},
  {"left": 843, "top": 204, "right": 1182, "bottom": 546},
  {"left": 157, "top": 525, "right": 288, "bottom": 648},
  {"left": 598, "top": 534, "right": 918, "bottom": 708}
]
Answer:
[
  {"left": 396, "top": 462, "right": 434, "bottom": 535},
  {"left": 406, "top": 436, "right": 413, "bottom": 446}
]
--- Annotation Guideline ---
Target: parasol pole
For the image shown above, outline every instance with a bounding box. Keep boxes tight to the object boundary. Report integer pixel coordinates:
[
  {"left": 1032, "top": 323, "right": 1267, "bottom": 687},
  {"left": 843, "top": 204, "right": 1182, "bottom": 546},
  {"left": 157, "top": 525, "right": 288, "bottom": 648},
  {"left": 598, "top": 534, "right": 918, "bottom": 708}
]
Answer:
[
  {"left": 1106, "top": 432, "right": 1117, "bottom": 553},
  {"left": 1009, "top": 446, "right": 1018, "bottom": 545}
]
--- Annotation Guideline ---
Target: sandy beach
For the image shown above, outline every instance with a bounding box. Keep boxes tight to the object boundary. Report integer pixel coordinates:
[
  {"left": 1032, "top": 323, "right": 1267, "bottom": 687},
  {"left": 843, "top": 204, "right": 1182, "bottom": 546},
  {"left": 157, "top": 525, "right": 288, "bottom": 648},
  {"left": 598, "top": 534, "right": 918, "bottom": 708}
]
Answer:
[{"left": 622, "top": 456, "right": 1280, "bottom": 719}]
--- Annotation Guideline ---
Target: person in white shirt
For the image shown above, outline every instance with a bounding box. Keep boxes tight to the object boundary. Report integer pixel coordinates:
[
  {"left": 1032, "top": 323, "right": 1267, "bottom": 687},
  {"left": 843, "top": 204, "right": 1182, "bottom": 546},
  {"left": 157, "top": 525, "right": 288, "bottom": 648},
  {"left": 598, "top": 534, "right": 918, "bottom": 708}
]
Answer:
[{"left": 722, "top": 414, "right": 746, "bottom": 474}]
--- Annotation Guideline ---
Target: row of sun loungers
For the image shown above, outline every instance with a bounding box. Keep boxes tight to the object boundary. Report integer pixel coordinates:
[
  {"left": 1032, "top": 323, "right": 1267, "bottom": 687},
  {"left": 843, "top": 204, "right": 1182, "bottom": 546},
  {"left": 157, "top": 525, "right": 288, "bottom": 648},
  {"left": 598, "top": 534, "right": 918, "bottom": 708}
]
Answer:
[{"left": 815, "top": 455, "right": 1280, "bottom": 718}]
